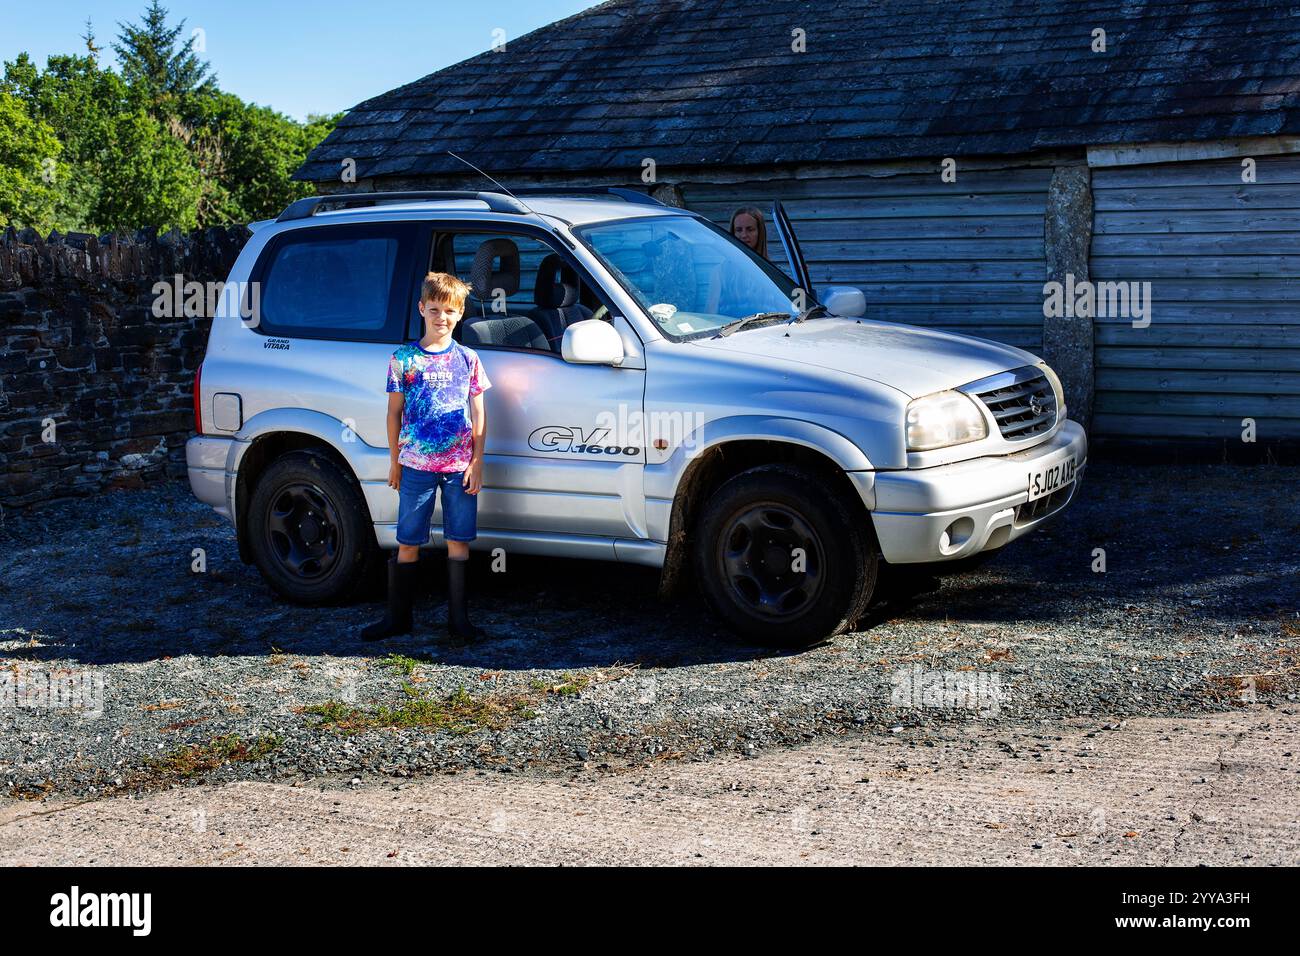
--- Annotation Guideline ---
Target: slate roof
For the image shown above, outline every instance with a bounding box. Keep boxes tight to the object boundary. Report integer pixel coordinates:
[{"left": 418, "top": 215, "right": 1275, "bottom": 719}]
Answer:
[{"left": 295, "top": 0, "right": 1300, "bottom": 182}]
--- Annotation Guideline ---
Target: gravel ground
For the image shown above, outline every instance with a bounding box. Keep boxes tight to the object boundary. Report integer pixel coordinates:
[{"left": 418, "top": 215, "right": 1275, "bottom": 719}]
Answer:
[
  {"left": 0, "top": 460, "right": 1297, "bottom": 801},
  {"left": 4, "top": 712, "right": 1295, "bottom": 865}
]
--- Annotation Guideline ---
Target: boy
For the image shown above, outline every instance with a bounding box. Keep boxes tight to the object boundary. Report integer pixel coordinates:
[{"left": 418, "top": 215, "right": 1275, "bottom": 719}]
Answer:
[{"left": 362, "top": 272, "right": 490, "bottom": 643}]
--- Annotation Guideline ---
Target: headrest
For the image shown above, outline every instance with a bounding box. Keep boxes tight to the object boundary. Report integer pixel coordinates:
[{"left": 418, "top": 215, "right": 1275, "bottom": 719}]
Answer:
[
  {"left": 470, "top": 238, "right": 520, "bottom": 299},
  {"left": 534, "top": 254, "right": 580, "bottom": 309}
]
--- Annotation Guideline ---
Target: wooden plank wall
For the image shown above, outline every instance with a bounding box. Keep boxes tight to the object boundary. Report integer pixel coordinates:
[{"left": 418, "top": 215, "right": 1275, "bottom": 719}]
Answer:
[
  {"left": 1090, "top": 155, "right": 1300, "bottom": 441},
  {"left": 683, "top": 168, "right": 1053, "bottom": 352}
]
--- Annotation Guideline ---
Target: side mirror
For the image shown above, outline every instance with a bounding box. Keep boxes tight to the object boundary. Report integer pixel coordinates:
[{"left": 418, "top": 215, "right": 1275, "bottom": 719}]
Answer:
[
  {"left": 562, "top": 319, "right": 625, "bottom": 366},
  {"left": 820, "top": 285, "right": 866, "bottom": 318}
]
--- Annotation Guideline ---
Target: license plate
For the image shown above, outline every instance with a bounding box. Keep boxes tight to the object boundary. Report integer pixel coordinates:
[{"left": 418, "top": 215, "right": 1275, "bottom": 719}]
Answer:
[{"left": 1027, "top": 455, "right": 1076, "bottom": 502}]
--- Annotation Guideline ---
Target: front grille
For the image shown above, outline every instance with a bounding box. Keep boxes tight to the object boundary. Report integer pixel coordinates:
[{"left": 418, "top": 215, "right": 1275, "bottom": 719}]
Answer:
[
  {"left": 1015, "top": 484, "right": 1073, "bottom": 526},
  {"left": 971, "top": 368, "right": 1057, "bottom": 441}
]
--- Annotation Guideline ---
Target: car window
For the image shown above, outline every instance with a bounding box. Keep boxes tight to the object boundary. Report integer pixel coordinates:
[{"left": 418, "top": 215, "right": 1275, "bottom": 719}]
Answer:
[
  {"left": 575, "top": 215, "right": 800, "bottom": 339},
  {"left": 434, "top": 231, "right": 605, "bottom": 355},
  {"left": 452, "top": 232, "right": 553, "bottom": 314},
  {"left": 256, "top": 223, "right": 414, "bottom": 342}
]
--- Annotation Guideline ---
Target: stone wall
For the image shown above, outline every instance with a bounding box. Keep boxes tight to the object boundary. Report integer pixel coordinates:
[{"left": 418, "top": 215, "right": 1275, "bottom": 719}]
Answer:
[{"left": 0, "top": 226, "right": 248, "bottom": 511}]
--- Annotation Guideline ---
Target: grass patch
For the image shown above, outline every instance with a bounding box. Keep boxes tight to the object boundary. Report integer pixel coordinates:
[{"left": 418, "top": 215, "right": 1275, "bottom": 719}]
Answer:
[
  {"left": 304, "top": 665, "right": 636, "bottom": 737},
  {"left": 9, "top": 778, "right": 55, "bottom": 801},
  {"left": 303, "top": 685, "right": 536, "bottom": 735},
  {"left": 531, "top": 672, "right": 592, "bottom": 696},
  {"left": 147, "top": 733, "right": 282, "bottom": 778},
  {"left": 1204, "top": 672, "right": 1287, "bottom": 704},
  {"left": 530, "top": 666, "right": 637, "bottom": 697},
  {"left": 142, "top": 699, "right": 185, "bottom": 712},
  {"left": 377, "top": 652, "right": 432, "bottom": 677}
]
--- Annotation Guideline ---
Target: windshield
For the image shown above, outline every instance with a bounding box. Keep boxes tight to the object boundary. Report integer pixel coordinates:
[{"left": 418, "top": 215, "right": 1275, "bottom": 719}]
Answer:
[{"left": 574, "top": 214, "right": 806, "bottom": 338}]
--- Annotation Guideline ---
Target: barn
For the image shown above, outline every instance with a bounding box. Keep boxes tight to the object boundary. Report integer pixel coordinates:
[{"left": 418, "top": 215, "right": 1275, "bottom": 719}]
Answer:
[{"left": 294, "top": 0, "right": 1300, "bottom": 452}]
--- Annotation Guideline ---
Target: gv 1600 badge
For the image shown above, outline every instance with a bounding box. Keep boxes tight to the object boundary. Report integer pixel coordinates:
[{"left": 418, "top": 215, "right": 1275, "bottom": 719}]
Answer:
[{"left": 528, "top": 426, "right": 639, "bottom": 456}]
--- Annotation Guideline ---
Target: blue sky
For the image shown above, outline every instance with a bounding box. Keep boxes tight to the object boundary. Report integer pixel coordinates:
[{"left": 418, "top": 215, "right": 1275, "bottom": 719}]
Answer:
[{"left": 3, "top": 1, "right": 598, "bottom": 120}]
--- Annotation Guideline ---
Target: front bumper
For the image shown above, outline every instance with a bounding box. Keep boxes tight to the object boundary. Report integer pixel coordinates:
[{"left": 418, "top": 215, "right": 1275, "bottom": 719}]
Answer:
[{"left": 868, "top": 420, "right": 1087, "bottom": 563}]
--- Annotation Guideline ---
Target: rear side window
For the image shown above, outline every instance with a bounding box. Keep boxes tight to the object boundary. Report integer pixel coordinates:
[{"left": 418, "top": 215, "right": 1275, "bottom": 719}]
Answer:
[{"left": 253, "top": 223, "right": 416, "bottom": 341}]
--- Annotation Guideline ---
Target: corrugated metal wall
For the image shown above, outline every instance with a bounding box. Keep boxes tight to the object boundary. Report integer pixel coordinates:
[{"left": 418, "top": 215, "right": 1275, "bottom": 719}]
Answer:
[
  {"left": 1090, "top": 155, "right": 1300, "bottom": 441},
  {"left": 683, "top": 168, "right": 1053, "bottom": 352}
]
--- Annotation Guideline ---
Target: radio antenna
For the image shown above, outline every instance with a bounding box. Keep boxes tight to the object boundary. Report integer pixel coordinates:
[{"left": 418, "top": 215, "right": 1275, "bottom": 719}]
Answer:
[{"left": 446, "top": 151, "right": 535, "bottom": 214}]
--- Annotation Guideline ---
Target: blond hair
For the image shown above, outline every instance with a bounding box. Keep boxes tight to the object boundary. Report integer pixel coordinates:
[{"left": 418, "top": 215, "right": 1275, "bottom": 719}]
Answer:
[{"left": 420, "top": 271, "right": 471, "bottom": 308}]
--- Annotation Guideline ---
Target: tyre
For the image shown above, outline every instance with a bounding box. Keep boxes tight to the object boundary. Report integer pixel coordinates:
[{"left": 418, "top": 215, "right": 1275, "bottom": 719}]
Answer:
[
  {"left": 692, "top": 464, "right": 877, "bottom": 646},
  {"left": 245, "top": 450, "right": 378, "bottom": 605}
]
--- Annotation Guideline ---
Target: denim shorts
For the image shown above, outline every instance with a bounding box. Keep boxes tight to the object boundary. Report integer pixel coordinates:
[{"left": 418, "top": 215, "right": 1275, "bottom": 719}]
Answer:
[{"left": 396, "top": 467, "right": 477, "bottom": 545}]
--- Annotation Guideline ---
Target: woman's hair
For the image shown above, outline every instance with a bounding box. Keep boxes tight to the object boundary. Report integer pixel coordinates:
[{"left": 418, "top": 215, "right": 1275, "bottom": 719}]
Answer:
[{"left": 729, "top": 206, "right": 768, "bottom": 259}]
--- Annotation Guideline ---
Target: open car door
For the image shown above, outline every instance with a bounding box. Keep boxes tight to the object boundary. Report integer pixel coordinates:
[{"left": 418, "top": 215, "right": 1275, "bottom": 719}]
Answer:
[{"left": 769, "top": 199, "right": 813, "bottom": 301}]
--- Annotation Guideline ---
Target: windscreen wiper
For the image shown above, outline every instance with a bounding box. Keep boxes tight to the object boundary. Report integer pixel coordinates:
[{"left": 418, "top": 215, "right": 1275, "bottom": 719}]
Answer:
[
  {"left": 714, "top": 311, "right": 790, "bottom": 337},
  {"left": 787, "top": 303, "right": 830, "bottom": 325}
]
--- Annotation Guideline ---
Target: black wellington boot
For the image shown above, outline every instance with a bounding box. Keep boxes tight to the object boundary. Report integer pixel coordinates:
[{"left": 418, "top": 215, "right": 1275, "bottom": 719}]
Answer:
[
  {"left": 446, "top": 556, "right": 485, "bottom": 642},
  {"left": 361, "top": 558, "right": 418, "bottom": 641}
]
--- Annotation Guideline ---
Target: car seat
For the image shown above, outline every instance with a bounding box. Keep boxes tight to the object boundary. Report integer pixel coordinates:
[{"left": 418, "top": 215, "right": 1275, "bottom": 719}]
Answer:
[
  {"left": 461, "top": 238, "right": 550, "bottom": 350},
  {"left": 532, "top": 254, "right": 593, "bottom": 348}
]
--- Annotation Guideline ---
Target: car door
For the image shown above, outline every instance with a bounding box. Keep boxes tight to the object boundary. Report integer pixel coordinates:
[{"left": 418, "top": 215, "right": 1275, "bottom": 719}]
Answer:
[
  {"left": 769, "top": 199, "right": 813, "bottom": 300},
  {"left": 442, "top": 229, "right": 648, "bottom": 544}
]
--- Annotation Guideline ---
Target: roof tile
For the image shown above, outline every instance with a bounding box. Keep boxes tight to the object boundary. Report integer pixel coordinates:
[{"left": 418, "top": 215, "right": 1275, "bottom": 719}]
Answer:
[{"left": 296, "top": 0, "right": 1300, "bottom": 181}]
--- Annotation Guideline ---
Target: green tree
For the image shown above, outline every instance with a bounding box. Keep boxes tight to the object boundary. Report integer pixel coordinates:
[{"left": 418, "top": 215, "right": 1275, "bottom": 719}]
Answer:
[
  {"left": 3, "top": 51, "right": 130, "bottom": 230},
  {"left": 112, "top": 0, "right": 214, "bottom": 117},
  {"left": 222, "top": 102, "right": 342, "bottom": 221},
  {"left": 0, "top": 90, "right": 63, "bottom": 231},
  {"left": 2, "top": 4, "right": 340, "bottom": 232},
  {"left": 93, "top": 109, "right": 202, "bottom": 232}
]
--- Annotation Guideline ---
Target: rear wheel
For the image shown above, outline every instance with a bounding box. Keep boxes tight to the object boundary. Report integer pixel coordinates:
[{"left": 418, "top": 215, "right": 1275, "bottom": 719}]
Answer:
[
  {"left": 692, "top": 465, "right": 877, "bottom": 647},
  {"left": 246, "top": 450, "right": 377, "bottom": 604}
]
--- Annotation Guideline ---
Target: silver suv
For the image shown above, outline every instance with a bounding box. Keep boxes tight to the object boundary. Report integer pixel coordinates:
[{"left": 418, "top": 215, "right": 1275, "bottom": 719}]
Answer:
[{"left": 187, "top": 188, "right": 1086, "bottom": 645}]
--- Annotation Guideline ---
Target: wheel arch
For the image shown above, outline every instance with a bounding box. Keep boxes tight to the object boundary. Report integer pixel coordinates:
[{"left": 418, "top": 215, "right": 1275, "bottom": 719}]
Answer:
[
  {"left": 232, "top": 409, "right": 384, "bottom": 563},
  {"left": 656, "top": 431, "right": 876, "bottom": 600}
]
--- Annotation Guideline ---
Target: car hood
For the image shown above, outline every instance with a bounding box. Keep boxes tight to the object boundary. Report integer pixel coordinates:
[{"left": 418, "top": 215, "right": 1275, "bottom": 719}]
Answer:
[{"left": 690, "top": 317, "right": 1041, "bottom": 399}]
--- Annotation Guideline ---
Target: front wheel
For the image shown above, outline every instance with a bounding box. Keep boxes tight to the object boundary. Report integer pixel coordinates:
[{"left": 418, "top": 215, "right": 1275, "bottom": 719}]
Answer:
[
  {"left": 692, "top": 465, "right": 877, "bottom": 647},
  {"left": 246, "top": 450, "right": 377, "bottom": 604}
]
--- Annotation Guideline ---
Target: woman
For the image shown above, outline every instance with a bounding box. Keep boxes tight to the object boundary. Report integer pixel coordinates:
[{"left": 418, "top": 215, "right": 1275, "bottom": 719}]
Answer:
[
  {"left": 702, "top": 205, "right": 774, "bottom": 316},
  {"left": 729, "top": 206, "right": 768, "bottom": 260}
]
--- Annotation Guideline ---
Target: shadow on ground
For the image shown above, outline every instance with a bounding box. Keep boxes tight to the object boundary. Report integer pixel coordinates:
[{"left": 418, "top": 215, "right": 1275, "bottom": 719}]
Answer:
[{"left": 1, "top": 460, "right": 1296, "bottom": 671}]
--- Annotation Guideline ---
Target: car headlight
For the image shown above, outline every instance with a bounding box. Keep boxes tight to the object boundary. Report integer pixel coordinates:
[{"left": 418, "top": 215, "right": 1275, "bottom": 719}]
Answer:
[
  {"left": 1037, "top": 362, "right": 1067, "bottom": 419},
  {"left": 905, "top": 390, "right": 989, "bottom": 451}
]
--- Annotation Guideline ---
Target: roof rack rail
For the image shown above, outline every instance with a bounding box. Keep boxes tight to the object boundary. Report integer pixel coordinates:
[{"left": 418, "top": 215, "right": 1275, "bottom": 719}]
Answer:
[
  {"left": 276, "top": 190, "right": 531, "bottom": 223},
  {"left": 508, "top": 186, "right": 664, "bottom": 206}
]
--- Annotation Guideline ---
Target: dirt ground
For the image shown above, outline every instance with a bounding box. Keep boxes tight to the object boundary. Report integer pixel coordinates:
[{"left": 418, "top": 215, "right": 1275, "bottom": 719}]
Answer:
[
  {"left": 2, "top": 461, "right": 1297, "bottom": 865},
  {"left": 2, "top": 462, "right": 1298, "bottom": 803},
  {"left": 2, "top": 709, "right": 1295, "bottom": 866}
]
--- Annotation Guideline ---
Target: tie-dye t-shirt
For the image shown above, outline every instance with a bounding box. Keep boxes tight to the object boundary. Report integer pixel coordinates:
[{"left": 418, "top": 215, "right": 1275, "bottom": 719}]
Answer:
[{"left": 386, "top": 340, "right": 491, "bottom": 473}]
